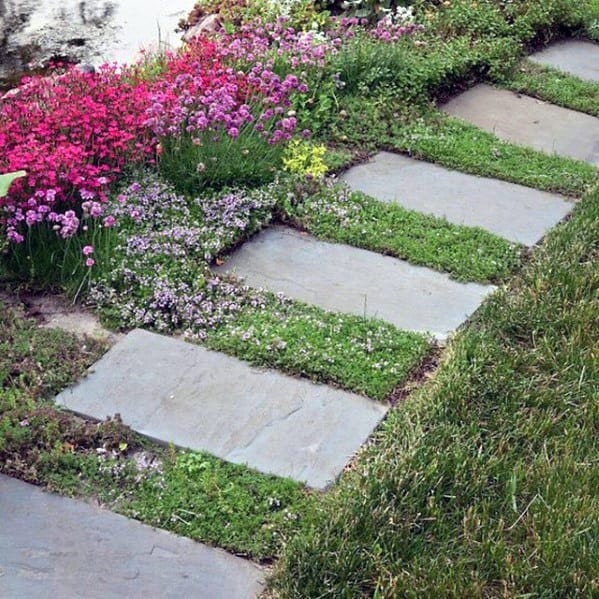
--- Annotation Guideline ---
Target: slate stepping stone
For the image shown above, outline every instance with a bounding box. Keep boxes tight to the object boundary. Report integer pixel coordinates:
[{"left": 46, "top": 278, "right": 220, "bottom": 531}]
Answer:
[
  {"left": 529, "top": 40, "right": 599, "bottom": 82},
  {"left": 216, "top": 226, "right": 494, "bottom": 339},
  {"left": 443, "top": 84, "right": 599, "bottom": 166},
  {"left": 0, "top": 474, "right": 263, "bottom": 599},
  {"left": 55, "top": 329, "right": 387, "bottom": 489},
  {"left": 341, "top": 152, "right": 572, "bottom": 245}
]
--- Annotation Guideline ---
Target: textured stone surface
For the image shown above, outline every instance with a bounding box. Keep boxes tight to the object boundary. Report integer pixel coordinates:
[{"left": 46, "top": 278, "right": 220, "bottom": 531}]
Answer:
[
  {"left": 341, "top": 152, "right": 572, "bottom": 245},
  {"left": 0, "top": 0, "right": 192, "bottom": 89},
  {"left": 443, "top": 84, "right": 599, "bottom": 166},
  {"left": 55, "top": 330, "right": 387, "bottom": 489},
  {"left": 529, "top": 40, "right": 599, "bottom": 82},
  {"left": 216, "top": 226, "right": 493, "bottom": 338},
  {"left": 0, "top": 474, "right": 263, "bottom": 599}
]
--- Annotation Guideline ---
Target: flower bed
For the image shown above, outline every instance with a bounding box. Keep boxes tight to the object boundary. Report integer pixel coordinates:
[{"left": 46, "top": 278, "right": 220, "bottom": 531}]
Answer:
[
  {"left": 0, "top": 66, "right": 154, "bottom": 244},
  {"left": 0, "top": 6, "right": 423, "bottom": 262},
  {"left": 148, "top": 35, "right": 307, "bottom": 193}
]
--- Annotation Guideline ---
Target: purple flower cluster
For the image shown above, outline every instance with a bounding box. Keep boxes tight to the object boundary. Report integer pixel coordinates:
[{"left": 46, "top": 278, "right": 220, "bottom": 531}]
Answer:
[
  {"left": 90, "top": 175, "right": 279, "bottom": 338},
  {"left": 371, "top": 17, "right": 422, "bottom": 42},
  {"left": 144, "top": 37, "right": 305, "bottom": 147},
  {"left": 218, "top": 18, "right": 343, "bottom": 71},
  {"left": 329, "top": 15, "right": 422, "bottom": 42}
]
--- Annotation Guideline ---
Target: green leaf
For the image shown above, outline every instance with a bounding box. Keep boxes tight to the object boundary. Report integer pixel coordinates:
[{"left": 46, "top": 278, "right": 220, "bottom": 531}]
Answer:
[{"left": 0, "top": 171, "right": 26, "bottom": 198}]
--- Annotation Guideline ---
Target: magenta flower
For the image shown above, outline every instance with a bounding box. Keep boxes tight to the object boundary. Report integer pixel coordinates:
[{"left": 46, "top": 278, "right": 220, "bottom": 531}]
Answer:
[{"left": 103, "top": 215, "right": 116, "bottom": 228}]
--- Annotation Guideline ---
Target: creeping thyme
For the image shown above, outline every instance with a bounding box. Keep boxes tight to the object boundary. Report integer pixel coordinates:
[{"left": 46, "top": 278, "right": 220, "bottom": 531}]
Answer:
[{"left": 89, "top": 173, "right": 430, "bottom": 399}]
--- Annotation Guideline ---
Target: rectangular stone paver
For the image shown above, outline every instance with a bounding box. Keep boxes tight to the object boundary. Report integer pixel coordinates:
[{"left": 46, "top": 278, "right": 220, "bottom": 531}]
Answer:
[
  {"left": 341, "top": 152, "right": 572, "bottom": 245},
  {"left": 55, "top": 329, "right": 387, "bottom": 489},
  {"left": 443, "top": 84, "right": 599, "bottom": 166},
  {"left": 0, "top": 474, "right": 263, "bottom": 599},
  {"left": 216, "top": 226, "right": 494, "bottom": 339},
  {"left": 529, "top": 40, "right": 599, "bottom": 82}
]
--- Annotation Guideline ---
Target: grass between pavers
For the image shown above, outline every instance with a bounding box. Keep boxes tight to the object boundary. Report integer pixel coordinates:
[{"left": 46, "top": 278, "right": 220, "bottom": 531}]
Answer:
[
  {"left": 270, "top": 186, "right": 599, "bottom": 596},
  {"left": 390, "top": 112, "right": 599, "bottom": 198},
  {"left": 207, "top": 294, "right": 431, "bottom": 402},
  {"left": 0, "top": 302, "right": 313, "bottom": 560},
  {"left": 501, "top": 59, "right": 599, "bottom": 117},
  {"left": 280, "top": 179, "right": 522, "bottom": 284},
  {"left": 326, "top": 95, "right": 599, "bottom": 197}
]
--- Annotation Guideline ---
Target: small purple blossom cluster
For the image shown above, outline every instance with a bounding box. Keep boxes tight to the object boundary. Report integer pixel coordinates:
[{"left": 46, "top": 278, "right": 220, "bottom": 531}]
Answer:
[
  {"left": 90, "top": 175, "right": 279, "bottom": 338},
  {"left": 328, "top": 14, "right": 422, "bottom": 42},
  {"left": 218, "top": 18, "right": 343, "bottom": 71},
  {"left": 273, "top": 172, "right": 361, "bottom": 229},
  {"left": 144, "top": 37, "right": 305, "bottom": 147},
  {"left": 370, "top": 17, "right": 422, "bottom": 42}
]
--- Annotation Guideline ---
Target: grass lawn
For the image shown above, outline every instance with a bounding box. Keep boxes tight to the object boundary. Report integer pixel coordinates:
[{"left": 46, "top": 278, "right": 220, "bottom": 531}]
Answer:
[{"left": 271, "top": 185, "right": 599, "bottom": 597}]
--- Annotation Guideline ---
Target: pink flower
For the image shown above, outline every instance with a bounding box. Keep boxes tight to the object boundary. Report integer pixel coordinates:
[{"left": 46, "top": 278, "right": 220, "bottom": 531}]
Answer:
[
  {"left": 0, "top": 63, "right": 154, "bottom": 246},
  {"left": 89, "top": 202, "right": 103, "bottom": 217},
  {"left": 85, "top": 258, "right": 95, "bottom": 267},
  {"left": 7, "top": 229, "right": 24, "bottom": 243},
  {"left": 82, "top": 245, "right": 94, "bottom": 256}
]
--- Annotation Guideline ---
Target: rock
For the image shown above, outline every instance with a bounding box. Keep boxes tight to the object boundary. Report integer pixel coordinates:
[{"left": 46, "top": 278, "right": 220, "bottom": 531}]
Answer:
[
  {"left": 443, "top": 84, "right": 599, "bottom": 167},
  {"left": 182, "top": 14, "right": 222, "bottom": 41},
  {"left": 216, "top": 225, "right": 494, "bottom": 340},
  {"left": 0, "top": 475, "right": 264, "bottom": 598},
  {"left": 76, "top": 63, "right": 96, "bottom": 74},
  {"left": 529, "top": 40, "right": 599, "bottom": 82},
  {"left": 55, "top": 329, "right": 387, "bottom": 489}
]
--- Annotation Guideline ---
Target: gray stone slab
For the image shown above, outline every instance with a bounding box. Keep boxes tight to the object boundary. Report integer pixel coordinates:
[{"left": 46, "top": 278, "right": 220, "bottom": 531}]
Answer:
[
  {"left": 55, "top": 330, "right": 387, "bottom": 489},
  {"left": 341, "top": 152, "right": 572, "bottom": 245},
  {"left": 216, "top": 226, "right": 494, "bottom": 339},
  {"left": 529, "top": 40, "right": 599, "bottom": 82},
  {"left": 0, "top": 474, "right": 263, "bottom": 599},
  {"left": 442, "top": 84, "right": 599, "bottom": 166}
]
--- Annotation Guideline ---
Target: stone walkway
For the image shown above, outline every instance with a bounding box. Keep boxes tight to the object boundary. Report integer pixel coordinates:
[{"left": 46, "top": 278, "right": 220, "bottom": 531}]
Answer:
[
  {"left": 56, "top": 329, "right": 386, "bottom": 489},
  {"left": 3, "top": 40, "right": 597, "bottom": 598},
  {"left": 340, "top": 152, "right": 572, "bottom": 245},
  {"left": 529, "top": 40, "right": 599, "bottom": 82},
  {"left": 0, "top": 475, "right": 263, "bottom": 599},
  {"left": 443, "top": 83, "right": 599, "bottom": 166},
  {"left": 216, "top": 225, "right": 493, "bottom": 338}
]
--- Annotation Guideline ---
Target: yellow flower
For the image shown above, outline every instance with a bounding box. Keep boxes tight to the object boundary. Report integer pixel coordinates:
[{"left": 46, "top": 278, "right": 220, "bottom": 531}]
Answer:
[{"left": 283, "top": 140, "right": 328, "bottom": 178}]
